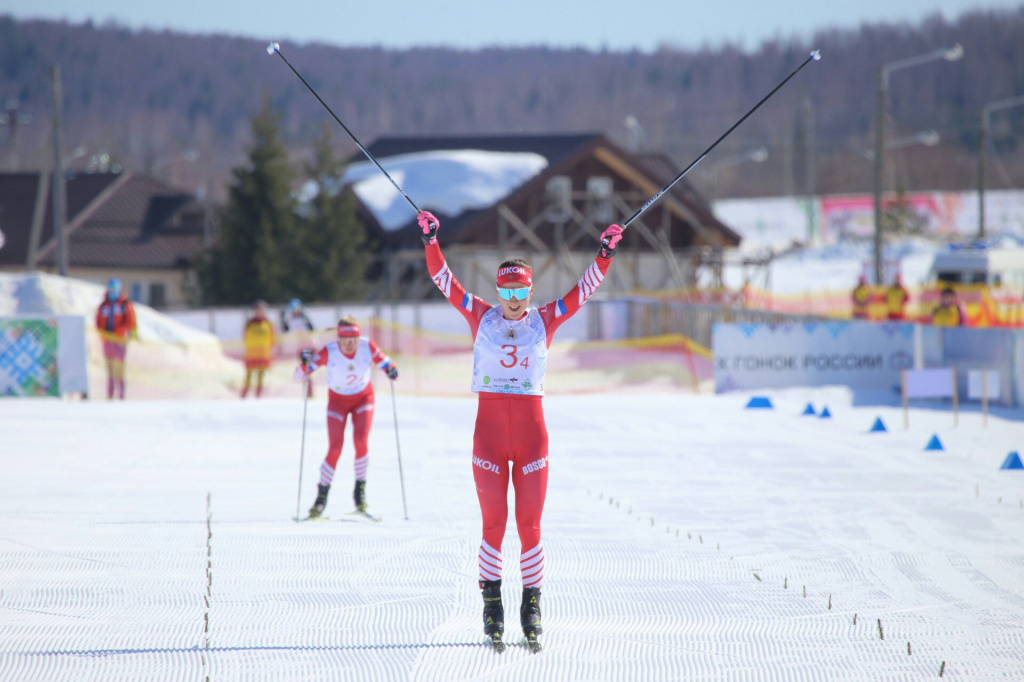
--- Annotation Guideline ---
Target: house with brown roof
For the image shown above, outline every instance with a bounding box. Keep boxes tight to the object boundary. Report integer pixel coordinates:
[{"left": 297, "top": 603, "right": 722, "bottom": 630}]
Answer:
[
  {"left": 0, "top": 172, "right": 208, "bottom": 308},
  {"left": 340, "top": 133, "right": 740, "bottom": 302}
]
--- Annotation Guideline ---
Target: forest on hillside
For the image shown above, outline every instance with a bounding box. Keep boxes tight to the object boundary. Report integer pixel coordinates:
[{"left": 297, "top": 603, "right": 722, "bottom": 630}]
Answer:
[{"left": 1, "top": 8, "right": 1023, "bottom": 202}]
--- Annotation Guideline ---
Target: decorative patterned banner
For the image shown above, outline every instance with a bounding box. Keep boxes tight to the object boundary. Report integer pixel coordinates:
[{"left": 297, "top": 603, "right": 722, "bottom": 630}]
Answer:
[{"left": 0, "top": 319, "right": 60, "bottom": 397}]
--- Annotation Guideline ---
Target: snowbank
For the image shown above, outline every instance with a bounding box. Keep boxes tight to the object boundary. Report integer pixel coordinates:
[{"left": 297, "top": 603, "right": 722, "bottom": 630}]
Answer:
[{"left": 0, "top": 272, "right": 241, "bottom": 398}]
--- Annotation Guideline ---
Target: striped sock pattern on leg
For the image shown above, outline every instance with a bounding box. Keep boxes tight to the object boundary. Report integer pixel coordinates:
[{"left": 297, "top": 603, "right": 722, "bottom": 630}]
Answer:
[
  {"left": 521, "top": 543, "right": 544, "bottom": 588},
  {"left": 353, "top": 456, "right": 368, "bottom": 482},
  {"left": 318, "top": 461, "right": 335, "bottom": 488},
  {"left": 479, "top": 540, "right": 503, "bottom": 583}
]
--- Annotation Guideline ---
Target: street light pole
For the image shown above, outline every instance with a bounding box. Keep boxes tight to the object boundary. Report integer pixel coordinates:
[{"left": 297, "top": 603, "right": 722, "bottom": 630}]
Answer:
[
  {"left": 873, "top": 67, "right": 885, "bottom": 286},
  {"left": 978, "top": 94, "right": 1024, "bottom": 238},
  {"left": 50, "top": 64, "right": 67, "bottom": 277},
  {"left": 706, "top": 147, "right": 769, "bottom": 202},
  {"left": 872, "top": 44, "right": 963, "bottom": 284}
]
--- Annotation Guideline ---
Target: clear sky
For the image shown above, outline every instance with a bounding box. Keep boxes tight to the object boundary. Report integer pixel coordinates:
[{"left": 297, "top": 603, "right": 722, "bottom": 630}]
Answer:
[{"left": 3, "top": 0, "right": 1020, "bottom": 51}]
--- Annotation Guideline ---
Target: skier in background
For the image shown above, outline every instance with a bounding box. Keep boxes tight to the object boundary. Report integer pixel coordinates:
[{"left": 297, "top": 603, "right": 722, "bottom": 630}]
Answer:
[
  {"left": 281, "top": 298, "right": 316, "bottom": 397},
  {"left": 417, "top": 208, "right": 621, "bottom": 652},
  {"left": 295, "top": 315, "right": 398, "bottom": 519},
  {"left": 95, "top": 277, "right": 136, "bottom": 400},
  {"left": 241, "top": 301, "right": 275, "bottom": 398}
]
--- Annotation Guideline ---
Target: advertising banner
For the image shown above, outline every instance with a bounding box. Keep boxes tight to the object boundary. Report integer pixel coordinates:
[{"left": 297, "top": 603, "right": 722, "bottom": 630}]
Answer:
[
  {"left": 713, "top": 321, "right": 916, "bottom": 392},
  {"left": 0, "top": 318, "right": 60, "bottom": 397}
]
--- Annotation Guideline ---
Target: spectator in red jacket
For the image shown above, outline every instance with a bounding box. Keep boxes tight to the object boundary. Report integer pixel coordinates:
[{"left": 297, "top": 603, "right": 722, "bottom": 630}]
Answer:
[{"left": 95, "top": 277, "right": 137, "bottom": 399}]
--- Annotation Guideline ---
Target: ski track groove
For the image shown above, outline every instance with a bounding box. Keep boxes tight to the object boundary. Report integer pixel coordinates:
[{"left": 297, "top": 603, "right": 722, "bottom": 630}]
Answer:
[{"left": 2, "top": 394, "right": 1023, "bottom": 680}]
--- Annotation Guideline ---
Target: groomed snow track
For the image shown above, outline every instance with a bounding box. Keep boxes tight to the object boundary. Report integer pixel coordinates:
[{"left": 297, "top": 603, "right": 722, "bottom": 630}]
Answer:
[{"left": 2, "top": 389, "right": 1022, "bottom": 680}]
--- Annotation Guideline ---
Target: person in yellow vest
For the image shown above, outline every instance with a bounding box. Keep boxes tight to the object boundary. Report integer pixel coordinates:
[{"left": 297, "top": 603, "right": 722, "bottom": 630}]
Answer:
[
  {"left": 931, "top": 287, "right": 966, "bottom": 327},
  {"left": 885, "top": 273, "right": 909, "bottom": 320},
  {"left": 242, "top": 301, "right": 275, "bottom": 397},
  {"left": 851, "top": 275, "right": 871, "bottom": 319}
]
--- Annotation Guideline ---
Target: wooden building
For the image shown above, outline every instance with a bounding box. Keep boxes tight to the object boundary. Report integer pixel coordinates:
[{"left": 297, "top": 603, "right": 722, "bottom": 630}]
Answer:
[
  {"left": 345, "top": 133, "right": 740, "bottom": 303},
  {"left": 0, "top": 172, "right": 208, "bottom": 308}
]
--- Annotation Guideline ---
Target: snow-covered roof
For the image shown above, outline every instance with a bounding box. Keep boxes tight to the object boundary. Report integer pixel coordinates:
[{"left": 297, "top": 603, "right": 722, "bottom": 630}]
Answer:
[{"left": 341, "top": 150, "right": 549, "bottom": 231}]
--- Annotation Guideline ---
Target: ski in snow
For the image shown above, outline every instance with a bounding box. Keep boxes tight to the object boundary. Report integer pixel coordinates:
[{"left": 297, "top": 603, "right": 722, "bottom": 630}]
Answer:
[
  {"left": 293, "top": 515, "right": 330, "bottom": 523},
  {"left": 346, "top": 510, "right": 382, "bottom": 522},
  {"left": 487, "top": 633, "right": 506, "bottom": 653}
]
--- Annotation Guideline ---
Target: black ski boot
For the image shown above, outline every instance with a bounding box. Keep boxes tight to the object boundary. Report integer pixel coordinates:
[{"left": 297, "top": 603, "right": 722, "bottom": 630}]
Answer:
[
  {"left": 481, "top": 579, "right": 505, "bottom": 652},
  {"left": 521, "top": 587, "right": 543, "bottom": 652},
  {"left": 353, "top": 480, "right": 367, "bottom": 512},
  {"left": 308, "top": 484, "right": 329, "bottom": 519}
]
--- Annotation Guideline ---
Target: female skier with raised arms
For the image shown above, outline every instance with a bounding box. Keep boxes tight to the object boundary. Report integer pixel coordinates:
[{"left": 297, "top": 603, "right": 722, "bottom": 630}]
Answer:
[{"left": 417, "top": 209, "right": 622, "bottom": 652}]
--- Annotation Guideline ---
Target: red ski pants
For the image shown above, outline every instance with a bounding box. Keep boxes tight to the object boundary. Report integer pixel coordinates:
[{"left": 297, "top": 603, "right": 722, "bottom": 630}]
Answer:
[
  {"left": 324, "top": 386, "right": 375, "bottom": 471},
  {"left": 473, "top": 393, "right": 549, "bottom": 558}
]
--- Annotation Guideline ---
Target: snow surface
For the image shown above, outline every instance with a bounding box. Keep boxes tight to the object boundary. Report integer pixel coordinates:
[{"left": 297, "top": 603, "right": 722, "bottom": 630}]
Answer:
[
  {"left": 340, "top": 150, "right": 549, "bottom": 230},
  {"left": 2, "top": 387, "right": 1023, "bottom": 680}
]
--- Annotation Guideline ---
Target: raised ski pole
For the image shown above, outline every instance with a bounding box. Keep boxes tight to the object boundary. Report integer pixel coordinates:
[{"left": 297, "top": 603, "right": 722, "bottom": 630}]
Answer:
[
  {"left": 620, "top": 50, "right": 821, "bottom": 231},
  {"left": 266, "top": 42, "right": 433, "bottom": 228},
  {"left": 294, "top": 358, "right": 311, "bottom": 521},
  {"left": 390, "top": 381, "right": 409, "bottom": 520}
]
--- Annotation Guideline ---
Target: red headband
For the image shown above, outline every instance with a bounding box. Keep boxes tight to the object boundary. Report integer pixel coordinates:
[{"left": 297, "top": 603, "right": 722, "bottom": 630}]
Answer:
[
  {"left": 496, "top": 265, "right": 533, "bottom": 288},
  {"left": 337, "top": 324, "right": 361, "bottom": 338}
]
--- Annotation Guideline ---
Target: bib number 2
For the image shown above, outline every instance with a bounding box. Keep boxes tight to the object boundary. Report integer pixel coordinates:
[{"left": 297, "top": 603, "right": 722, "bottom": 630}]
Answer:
[{"left": 499, "top": 345, "right": 530, "bottom": 369}]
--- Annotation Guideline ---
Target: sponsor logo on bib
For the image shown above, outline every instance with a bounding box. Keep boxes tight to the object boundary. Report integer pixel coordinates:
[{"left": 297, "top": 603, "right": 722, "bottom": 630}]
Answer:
[{"left": 483, "top": 376, "right": 491, "bottom": 385}]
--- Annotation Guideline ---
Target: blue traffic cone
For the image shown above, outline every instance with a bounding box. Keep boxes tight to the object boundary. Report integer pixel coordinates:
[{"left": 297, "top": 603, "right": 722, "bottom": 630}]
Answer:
[
  {"left": 1000, "top": 451, "right": 1023, "bottom": 470},
  {"left": 924, "top": 434, "right": 944, "bottom": 451},
  {"left": 802, "top": 403, "right": 816, "bottom": 416},
  {"left": 819, "top": 406, "right": 832, "bottom": 419},
  {"left": 746, "top": 396, "right": 773, "bottom": 409},
  {"left": 869, "top": 416, "right": 887, "bottom": 433}
]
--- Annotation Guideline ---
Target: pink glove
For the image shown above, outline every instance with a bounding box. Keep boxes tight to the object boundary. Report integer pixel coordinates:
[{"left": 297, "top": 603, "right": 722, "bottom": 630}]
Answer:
[
  {"left": 600, "top": 224, "right": 623, "bottom": 258},
  {"left": 293, "top": 364, "right": 309, "bottom": 382},
  {"left": 418, "top": 211, "right": 439, "bottom": 245}
]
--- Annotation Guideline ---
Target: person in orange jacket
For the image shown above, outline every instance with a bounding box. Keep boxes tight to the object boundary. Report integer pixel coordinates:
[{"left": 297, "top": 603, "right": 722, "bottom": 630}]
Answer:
[
  {"left": 851, "top": 275, "right": 871, "bottom": 319},
  {"left": 95, "top": 277, "right": 137, "bottom": 400},
  {"left": 885, "top": 274, "right": 910, "bottom": 320},
  {"left": 242, "top": 301, "right": 275, "bottom": 398}
]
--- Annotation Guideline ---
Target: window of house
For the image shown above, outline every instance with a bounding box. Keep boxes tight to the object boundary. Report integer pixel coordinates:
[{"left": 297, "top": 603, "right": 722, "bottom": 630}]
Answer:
[{"left": 149, "top": 283, "right": 167, "bottom": 309}]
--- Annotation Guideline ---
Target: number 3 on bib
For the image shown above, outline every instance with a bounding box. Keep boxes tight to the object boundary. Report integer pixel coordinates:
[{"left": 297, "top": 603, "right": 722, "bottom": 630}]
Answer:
[{"left": 500, "top": 344, "right": 530, "bottom": 369}]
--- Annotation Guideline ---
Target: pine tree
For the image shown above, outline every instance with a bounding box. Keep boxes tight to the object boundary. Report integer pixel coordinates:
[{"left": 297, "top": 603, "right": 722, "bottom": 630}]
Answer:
[
  {"left": 290, "top": 123, "right": 369, "bottom": 302},
  {"left": 199, "top": 97, "right": 297, "bottom": 305}
]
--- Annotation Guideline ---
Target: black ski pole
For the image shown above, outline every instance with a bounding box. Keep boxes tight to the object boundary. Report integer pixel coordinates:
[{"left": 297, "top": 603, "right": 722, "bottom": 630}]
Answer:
[
  {"left": 267, "top": 42, "right": 427, "bottom": 221},
  {"left": 294, "top": 361, "right": 311, "bottom": 521},
  {"left": 390, "top": 381, "right": 409, "bottom": 520},
  {"left": 621, "top": 50, "right": 821, "bottom": 231}
]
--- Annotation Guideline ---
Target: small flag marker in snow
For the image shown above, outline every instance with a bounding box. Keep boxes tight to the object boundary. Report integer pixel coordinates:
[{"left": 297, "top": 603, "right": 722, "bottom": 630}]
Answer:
[
  {"left": 745, "top": 396, "right": 773, "bottom": 409},
  {"left": 819, "top": 406, "right": 832, "bottom": 419},
  {"left": 999, "top": 451, "right": 1023, "bottom": 470},
  {"left": 801, "top": 403, "right": 816, "bottom": 416},
  {"left": 869, "top": 416, "right": 887, "bottom": 433},
  {"left": 925, "top": 434, "right": 944, "bottom": 451}
]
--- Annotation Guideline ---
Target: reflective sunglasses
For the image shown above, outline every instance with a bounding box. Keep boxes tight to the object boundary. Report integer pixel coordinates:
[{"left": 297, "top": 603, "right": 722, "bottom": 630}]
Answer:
[{"left": 497, "top": 287, "right": 530, "bottom": 301}]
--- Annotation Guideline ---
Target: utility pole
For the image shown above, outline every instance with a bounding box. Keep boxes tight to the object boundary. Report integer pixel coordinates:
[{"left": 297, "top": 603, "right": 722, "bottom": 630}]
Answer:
[
  {"left": 50, "top": 64, "right": 67, "bottom": 276},
  {"left": 801, "top": 97, "right": 816, "bottom": 243}
]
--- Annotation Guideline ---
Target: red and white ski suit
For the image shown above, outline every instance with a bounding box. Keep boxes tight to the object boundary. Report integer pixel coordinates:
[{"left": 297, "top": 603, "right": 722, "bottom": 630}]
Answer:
[
  {"left": 306, "top": 338, "right": 393, "bottom": 488},
  {"left": 426, "top": 241, "right": 612, "bottom": 587}
]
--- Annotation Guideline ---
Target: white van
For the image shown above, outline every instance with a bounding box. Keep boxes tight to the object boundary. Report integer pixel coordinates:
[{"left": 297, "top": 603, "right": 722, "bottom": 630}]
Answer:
[{"left": 929, "top": 243, "right": 1024, "bottom": 289}]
